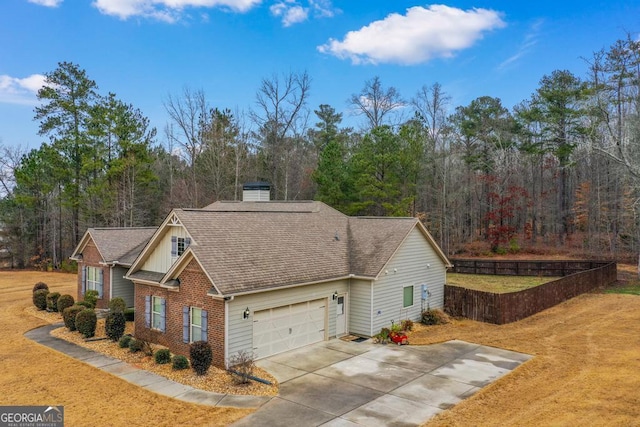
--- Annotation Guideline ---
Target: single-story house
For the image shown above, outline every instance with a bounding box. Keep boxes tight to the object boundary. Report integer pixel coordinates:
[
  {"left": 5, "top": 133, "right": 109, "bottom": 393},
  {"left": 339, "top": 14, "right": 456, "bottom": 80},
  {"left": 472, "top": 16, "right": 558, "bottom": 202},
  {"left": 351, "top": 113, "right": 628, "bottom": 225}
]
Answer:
[
  {"left": 125, "top": 199, "right": 451, "bottom": 368},
  {"left": 70, "top": 227, "right": 157, "bottom": 309}
]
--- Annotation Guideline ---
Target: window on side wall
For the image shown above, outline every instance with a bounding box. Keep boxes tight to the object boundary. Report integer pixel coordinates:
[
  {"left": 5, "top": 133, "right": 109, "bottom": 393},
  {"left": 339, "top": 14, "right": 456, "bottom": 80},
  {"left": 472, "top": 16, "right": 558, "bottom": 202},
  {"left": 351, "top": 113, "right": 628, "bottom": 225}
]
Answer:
[
  {"left": 403, "top": 285, "right": 414, "bottom": 308},
  {"left": 183, "top": 306, "right": 208, "bottom": 343},
  {"left": 83, "top": 266, "right": 103, "bottom": 298},
  {"left": 152, "top": 296, "right": 165, "bottom": 331}
]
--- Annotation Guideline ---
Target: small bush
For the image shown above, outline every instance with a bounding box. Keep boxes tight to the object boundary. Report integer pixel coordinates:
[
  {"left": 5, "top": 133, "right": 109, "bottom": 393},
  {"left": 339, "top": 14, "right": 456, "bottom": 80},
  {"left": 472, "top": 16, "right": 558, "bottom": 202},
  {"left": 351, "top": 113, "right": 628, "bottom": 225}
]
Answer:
[
  {"left": 57, "top": 294, "right": 75, "bottom": 314},
  {"left": 105, "top": 311, "right": 126, "bottom": 341},
  {"left": 32, "top": 282, "right": 49, "bottom": 293},
  {"left": 228, "top": 350, "right": 256, "bottom": 385},
  {"left": 46, "top": 292, "right": 61, "bottom": 312},
  {"left": 190, "top": 341, "right": 213, "bottom": 375},
  {"left": 141, "top": 340, "right": 154, "bottom": 357},
  {"left": 154, "top": 349, "right": 171, "bottom": 365},
  {"left": 421, "top": 309, "right": 450, "bottom": 326},
  {"left": 33, "top": 289, "right": 49, "bottom": 310},
  {"left": 108, "top": 297, "right": 126, "bottom": 314},
  {"left": 400, "top": 319, "right": 414, "bottom": 332},
  {"left": 119, "top": 335, "right": 133, "bottom": 349},
  {"left": 62, "top": 305, "right": 84, "bottom": 331},
  {"left": 60, "top": 259, "right": 77, "bottom": 273},
  {"left": 123, "top": 308, "right": 135, "bottom": 322},
  {"left": 75, "top": 309, "right": 97, "bottom": 338},
  {"left": 75, "top": 301, "right": 92, "bottom": 308},
  {"left": 83, "top": 290, "right": 99, "bottom": 309},
  {"left": 128, "top": 338, "right": 144, "bottom": 353},
  {"left": 172, "top": 355, "right": 189, "bottom": 370}
]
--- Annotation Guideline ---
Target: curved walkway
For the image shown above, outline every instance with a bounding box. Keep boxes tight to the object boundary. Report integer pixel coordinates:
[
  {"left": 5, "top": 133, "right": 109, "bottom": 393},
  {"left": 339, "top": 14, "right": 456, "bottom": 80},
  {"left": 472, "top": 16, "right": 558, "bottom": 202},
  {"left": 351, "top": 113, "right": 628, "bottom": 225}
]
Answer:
[{"left": 24, "top": 324, "right": 270, "bottom": 409}]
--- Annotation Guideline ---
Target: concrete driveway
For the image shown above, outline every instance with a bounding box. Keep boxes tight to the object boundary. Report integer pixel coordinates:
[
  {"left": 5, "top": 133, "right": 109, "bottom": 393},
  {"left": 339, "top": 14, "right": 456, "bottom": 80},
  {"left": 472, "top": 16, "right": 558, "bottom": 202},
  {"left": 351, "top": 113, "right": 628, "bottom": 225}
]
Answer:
[{"left": 231, "top": 339, "right": 531, "bottom": 426}]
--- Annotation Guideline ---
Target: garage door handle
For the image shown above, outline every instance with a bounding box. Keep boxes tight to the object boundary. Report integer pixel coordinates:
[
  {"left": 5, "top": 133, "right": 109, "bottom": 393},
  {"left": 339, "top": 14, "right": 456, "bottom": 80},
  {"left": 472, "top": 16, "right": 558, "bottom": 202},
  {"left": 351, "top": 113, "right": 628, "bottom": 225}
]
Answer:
[{"left": 289, "top": 328, "right": 292, "bottom": 334}]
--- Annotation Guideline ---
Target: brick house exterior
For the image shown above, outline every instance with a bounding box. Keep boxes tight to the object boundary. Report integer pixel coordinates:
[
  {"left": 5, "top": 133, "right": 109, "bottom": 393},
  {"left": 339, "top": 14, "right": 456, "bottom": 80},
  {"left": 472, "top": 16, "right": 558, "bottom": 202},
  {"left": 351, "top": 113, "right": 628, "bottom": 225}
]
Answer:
[
  {"left": 125, "top": 201, "right": 450, "bottom": 368},
  {"left": 70, "top": 228, "right": 156, "bottom": 310},
  {"left": 134, "top": 259, "right": 225, "bottom": 366}
]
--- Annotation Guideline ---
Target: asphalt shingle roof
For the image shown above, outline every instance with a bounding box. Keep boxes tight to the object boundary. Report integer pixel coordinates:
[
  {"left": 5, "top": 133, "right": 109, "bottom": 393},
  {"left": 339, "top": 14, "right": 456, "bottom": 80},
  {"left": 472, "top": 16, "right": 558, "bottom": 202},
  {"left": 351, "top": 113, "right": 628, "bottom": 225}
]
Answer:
[
  {"left": 168, "top": 202, "right": 421, "bottom": 295},
  {"left": 87, "top": 227, "right": 156, "bottom": 266}
]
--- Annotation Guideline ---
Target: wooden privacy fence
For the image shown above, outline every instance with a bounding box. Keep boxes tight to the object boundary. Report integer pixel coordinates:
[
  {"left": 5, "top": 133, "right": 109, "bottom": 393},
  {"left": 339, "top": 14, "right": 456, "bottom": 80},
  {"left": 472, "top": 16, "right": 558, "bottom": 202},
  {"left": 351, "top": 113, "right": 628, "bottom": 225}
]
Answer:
[
  {"left": 445, "top": 260, "right": 617, "bottom": 324},
  {"left": 449, "top": 258, "right": 612, "bottom": 277}
]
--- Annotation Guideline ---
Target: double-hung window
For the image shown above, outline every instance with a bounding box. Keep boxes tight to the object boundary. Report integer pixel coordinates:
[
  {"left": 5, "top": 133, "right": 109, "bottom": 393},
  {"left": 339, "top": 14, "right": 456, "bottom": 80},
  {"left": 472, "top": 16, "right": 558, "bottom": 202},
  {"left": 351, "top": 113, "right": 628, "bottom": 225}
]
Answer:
[
  {"left": 82, "top": 266, "right": 103, "bottom": 298},
  {"left": 403, "top": 285, "right": 414, "bottom": 308},
  {"left": 145, "top": 295, "right": 166, "bottom": 332},
  {"left": 171, "top": 236, "right": 191, "bottom": 263},
  {"left": 183, "top": 306, "right": 208, "bottom": 343}
]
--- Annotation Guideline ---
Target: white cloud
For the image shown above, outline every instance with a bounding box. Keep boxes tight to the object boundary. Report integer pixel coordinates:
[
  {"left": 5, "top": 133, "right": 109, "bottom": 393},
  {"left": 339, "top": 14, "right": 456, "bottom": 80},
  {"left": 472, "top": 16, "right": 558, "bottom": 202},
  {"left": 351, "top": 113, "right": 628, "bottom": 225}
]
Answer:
[
  {"left": 318, "top": 4, "right": 506, "bottom": 65},
  {"left": 92, "top": 0, "right": 261, "bottom": 21},
  {"left": 498, "top": 19, "right": 543, "bottom": 70},
  {"left": 0, "top": 74, "right": 46, "bottom": 105},
  {"left": 270, "top": 1, "right": 308, "bottom": 26},
  {"left": 27, "top": 0, "right": 63, "bottom": 6},
  {"left": 270, "top": 0, "right": 337, "bottom": 26}
]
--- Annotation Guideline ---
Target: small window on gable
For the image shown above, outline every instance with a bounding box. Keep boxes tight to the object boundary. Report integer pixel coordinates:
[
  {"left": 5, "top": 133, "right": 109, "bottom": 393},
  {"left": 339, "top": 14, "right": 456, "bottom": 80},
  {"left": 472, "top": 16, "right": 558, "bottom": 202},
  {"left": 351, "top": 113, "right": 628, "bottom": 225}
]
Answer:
[
  {"left": 171, "top": 236, "right": 191, "bottom": 261},
  {"left": 403, "top": 285, "right": 414, "bottom": 308}
]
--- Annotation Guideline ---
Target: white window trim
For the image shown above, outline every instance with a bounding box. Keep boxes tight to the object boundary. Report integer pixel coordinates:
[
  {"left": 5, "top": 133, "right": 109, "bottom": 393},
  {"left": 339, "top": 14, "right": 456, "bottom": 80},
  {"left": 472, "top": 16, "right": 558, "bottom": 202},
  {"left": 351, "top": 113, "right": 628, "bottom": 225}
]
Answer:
[
  {"left": 403, "top": 285, "right": 415, "bottom": 308},
  {"left": 86, "top": 266, "right": 102, "bottom": 297},
  {"left": 152, "top": 296, "right": 163, "bottom": 330},
  {"left": 190, "top": 307, "right": 202, "bottom": 344}
]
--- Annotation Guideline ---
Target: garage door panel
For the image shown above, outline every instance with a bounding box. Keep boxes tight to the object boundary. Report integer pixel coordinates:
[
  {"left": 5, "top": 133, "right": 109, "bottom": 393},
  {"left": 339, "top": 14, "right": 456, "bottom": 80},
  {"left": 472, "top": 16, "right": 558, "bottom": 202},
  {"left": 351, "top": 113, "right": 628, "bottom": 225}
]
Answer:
[{"left": 253, "top": 298, "right": 327, "bottom": 359}]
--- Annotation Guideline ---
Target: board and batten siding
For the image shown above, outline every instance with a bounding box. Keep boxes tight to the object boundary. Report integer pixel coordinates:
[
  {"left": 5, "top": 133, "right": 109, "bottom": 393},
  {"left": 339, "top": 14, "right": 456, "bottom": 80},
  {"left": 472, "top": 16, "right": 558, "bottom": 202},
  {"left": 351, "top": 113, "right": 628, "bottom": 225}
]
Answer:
[
  {"left": 111, "top": 266, "right": 135, "bottom": 307},
  {"left": 372, "top": 227, "right": 446, "bottom": 333},
  {"left": 141, "top": 226, "right": 189, "bottom": 274},
  {"left": 347, "top": 278, "right": 373, "bottom": 337},
  {"left": 227, "top": 279, "right": 349, "bottom": 360}
]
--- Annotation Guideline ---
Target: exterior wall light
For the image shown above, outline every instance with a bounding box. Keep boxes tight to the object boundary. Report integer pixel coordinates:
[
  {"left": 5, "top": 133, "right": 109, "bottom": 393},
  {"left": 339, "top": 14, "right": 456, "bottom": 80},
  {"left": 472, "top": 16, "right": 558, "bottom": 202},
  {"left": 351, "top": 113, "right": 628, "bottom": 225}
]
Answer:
[
  {"left": 332, "top": 291, "right": 338, "bottom": 300},
  {"left": 243, "top": 307, "right": 250, "bottom": 319}
]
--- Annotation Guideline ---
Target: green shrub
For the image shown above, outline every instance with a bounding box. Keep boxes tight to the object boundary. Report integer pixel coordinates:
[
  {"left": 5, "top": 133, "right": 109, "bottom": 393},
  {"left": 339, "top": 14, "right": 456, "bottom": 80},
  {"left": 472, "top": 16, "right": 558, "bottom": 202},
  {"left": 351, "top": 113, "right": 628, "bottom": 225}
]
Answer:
[
  {"left": 105, "top": 311, "right": 126, "bottom": 341},
  {"left": 190, "top": 341, "right": 213, "bottom": 375},
  {"left": 154, "top": 349, "right": 171, "bottom": 365},
  {"left": 108, "top": 297, "right": 126, "bottom": 314},
  {"left": 57, "top": 294, "right": 75, "bottom": 314},
  {"left": 124, "top": 308, "right": 135, "bottom": 322},
  {"left": 75, "top": 309, "right": 97, "bottom": 338},
  {"left": 75, "top": 301, "right": 92, "bottom": 308},
  {"left": 172, "top": 355, "right": 189, "bottom": 370},
  {"left": 119, "top": 335, "right": 133, "bottom": 349},
  {"left": 421, "top": 309, "right": 450, "bottom": 326},
  {"left": 32, "top": 282, "right": 49, "bottom": 293},
  {"left": 33, "top": 289, "right": 49, "bottom": 310},
  {"left": 62, "top": 305, "right": 84, "bottom": 331},
  {"left": 83, "top": 290, "right": 99, "bottom": 309},
  {"left": 46, "top": 292, "right": 61, "bottom": 312},
  {"left": 128, "top": 338, "right": 144, "bottom": 353},
  {"left": 60, "top": 259, "right": 77, "bottom": 273}
]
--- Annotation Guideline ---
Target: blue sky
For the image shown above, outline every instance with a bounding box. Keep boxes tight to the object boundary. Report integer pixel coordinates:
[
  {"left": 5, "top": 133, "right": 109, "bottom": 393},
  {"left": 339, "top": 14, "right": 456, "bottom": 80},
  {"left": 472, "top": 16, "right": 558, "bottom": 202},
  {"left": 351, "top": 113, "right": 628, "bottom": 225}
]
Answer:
[{"left": 1, "top": 0, "right": 638, "bottom": 149}]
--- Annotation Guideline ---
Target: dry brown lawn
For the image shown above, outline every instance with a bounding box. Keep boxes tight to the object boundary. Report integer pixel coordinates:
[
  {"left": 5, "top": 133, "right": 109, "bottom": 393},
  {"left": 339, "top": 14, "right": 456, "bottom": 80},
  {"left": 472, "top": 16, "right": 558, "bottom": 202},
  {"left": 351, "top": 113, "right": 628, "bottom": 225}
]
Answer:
[
  {"left": 4, "top": 269, "right": 640, "bottom": 426},
  {"left": 0, "top": 271, "right": 252, "bottom": 427},
  {"left": 413, "top": 280, "right": 640, "bottom": 425}
]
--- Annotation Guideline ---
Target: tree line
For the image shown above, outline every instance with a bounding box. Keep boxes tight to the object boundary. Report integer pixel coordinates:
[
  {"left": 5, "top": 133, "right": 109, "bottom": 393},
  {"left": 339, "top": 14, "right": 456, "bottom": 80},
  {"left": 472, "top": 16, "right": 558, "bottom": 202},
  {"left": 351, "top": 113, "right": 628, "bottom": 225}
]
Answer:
[{"left": 1, "top": 33, "right": 639, "bottom": 268}]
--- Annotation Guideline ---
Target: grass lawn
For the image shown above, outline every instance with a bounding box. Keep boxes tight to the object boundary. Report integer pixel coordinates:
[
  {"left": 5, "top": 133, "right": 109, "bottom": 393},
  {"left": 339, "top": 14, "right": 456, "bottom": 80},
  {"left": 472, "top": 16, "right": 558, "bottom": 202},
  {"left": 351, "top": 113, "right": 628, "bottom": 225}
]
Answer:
[
  {"left": 0, "top": 271, "right": 251, "bottom": 427},
  {"left": 411, "top": 267, "right": 640, "bottom": 426},
  {"left": 446, "top": 272, "right": 557, "bottom": 293}
]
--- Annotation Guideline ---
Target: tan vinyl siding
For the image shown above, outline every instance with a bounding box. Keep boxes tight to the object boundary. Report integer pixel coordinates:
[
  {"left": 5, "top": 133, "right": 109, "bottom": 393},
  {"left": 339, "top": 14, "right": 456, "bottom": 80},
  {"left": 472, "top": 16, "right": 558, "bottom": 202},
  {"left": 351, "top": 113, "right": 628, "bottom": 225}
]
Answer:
[
  {"left": 111, "top": 266, "right": 135, "bottom": 307},
  {"left": 347, "top": 279, "right": 373, "bottom": 336},
  {"left": 372, "top": 228, "right": 446, "bottom": 333},
  {"left": 227, "top": 279, "right": 349, "bottom": 360},
  {"left": 142, "top": 227, "right": 189, "bottom": 273}
]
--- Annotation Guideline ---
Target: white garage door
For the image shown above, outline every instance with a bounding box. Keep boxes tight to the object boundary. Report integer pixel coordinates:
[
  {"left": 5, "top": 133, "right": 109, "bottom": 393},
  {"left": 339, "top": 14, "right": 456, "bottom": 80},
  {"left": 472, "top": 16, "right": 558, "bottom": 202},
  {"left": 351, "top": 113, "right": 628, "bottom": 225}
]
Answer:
[{"left": 253, "top": 299, "right": 326, "bottom": 359}]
